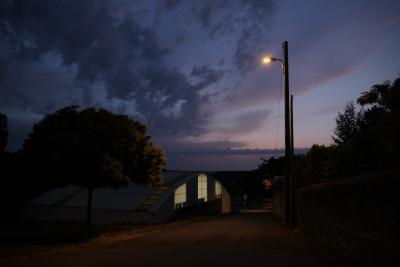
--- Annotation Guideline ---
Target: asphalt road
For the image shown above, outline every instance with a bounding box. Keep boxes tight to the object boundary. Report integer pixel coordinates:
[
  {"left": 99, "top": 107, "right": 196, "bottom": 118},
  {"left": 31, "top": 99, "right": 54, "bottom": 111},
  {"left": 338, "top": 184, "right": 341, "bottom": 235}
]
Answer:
[{"left": 2, "top": 213, "right": 355, "bottom": 267}]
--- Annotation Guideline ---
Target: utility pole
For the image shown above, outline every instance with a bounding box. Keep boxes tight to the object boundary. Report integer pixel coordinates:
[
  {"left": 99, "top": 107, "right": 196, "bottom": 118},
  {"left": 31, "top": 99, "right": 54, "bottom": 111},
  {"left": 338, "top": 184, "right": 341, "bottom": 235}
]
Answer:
[
  {"left": 261, "top": 41, "right": 295, "bottom": 228},
  {"left": 290, "top": 94, "right": 296, "bottom": 228},
  {"left": 283, "top": 41, "right": 294, "bottom": 228}
]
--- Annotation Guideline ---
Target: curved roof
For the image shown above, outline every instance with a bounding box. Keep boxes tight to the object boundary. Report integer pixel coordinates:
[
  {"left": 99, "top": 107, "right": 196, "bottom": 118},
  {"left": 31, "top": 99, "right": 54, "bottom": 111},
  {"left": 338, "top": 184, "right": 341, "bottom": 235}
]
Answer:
[{"left": 29, "top": 171, "right": 200, "bottom": 211}]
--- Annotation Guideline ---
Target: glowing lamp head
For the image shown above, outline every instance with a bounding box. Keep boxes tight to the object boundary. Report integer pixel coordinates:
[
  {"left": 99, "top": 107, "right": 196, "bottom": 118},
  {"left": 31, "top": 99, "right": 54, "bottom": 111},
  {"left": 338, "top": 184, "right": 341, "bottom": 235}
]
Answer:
[
  {"left": 262, "top": 57, "right": 272, "bottom": 64},
  {"left": 261, "top": 56, "right": 273, "bottom": 64}
]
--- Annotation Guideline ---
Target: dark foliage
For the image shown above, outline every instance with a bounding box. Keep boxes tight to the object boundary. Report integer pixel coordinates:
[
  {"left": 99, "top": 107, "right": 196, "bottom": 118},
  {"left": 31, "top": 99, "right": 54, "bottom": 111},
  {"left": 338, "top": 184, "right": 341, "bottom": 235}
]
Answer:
[
  {"left": 246, "top": 157, "right": 284, "bottom": 196},
  {"left": 0, "top": 113, "right": 7, "bottom": 153},
  {"left": 22, "top": 106, "right": 166, "bottom": 189},
  {"left": 256, "top": 157, "right": 285, "bottom": 179},
  {"left": 0, "top": 115, "right": 37, "bottom": 222},
  {"left": 257, "top": 75, "right": 400, "bottom": 188},
  {"left": 297, "top": 145, "right": 337, "bottom": 185},
  {"left": 332, "top": 101, "right": 361, "bottom": 146},
  {"left": 21, "top": 106, "right": 166, "bottom": 232},
  {"left": 298, "top": 171, "right": 400, "bottom": 266}
]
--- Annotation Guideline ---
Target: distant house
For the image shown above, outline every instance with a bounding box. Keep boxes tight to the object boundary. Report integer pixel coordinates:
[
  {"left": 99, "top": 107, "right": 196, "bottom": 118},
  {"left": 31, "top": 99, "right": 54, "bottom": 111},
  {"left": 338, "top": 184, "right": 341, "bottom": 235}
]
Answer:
[
  {"left": 23, "top": 171, "right": 231, "bottom": 224},
  {"left": 211, "top": 171, "right": 251, "bottom": 212}
]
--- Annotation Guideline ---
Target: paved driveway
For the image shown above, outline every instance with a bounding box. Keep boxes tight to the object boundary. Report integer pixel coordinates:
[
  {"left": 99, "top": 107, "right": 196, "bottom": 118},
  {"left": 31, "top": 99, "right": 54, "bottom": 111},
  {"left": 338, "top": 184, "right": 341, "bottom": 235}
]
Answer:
[{"left": 1, "top": 213, "right": 354, "bottom": 267}]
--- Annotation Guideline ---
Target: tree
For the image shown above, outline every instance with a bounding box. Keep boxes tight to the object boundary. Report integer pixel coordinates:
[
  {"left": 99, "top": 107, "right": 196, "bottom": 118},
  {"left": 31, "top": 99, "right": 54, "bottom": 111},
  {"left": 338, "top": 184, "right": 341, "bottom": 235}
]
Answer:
[
  {"left": 267, "top": 75, "right": 400, "bottom": 187},
  {"left": 0, "top": 113, "right": 7, "bottom": 153},
  {"left": 357, "top": 78, "right": 400, "bottom": 113},
  {"left": 332, "top": 101, "right": 361, "bottom": 145},
  {"left": 287, "top": 144, "right": 338, "bottom": 187},
  {"left": 256, "top": 157, "right": 285, "bottom": 179},
  {"left": 22, "top": 106, "right": 166, "bottom": 234},
  {"left": 331, "top": 76, "right": 400, "bottom": 175},
  {"left": 357, "top": 76, "right": 400, "bottom": 170}
]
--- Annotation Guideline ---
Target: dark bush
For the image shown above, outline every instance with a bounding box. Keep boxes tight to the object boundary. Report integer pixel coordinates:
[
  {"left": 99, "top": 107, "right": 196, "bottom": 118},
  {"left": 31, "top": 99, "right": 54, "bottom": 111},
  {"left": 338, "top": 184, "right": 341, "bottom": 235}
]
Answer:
[{"left": 298, "top": 170, "right": 400, "bottom": 266}]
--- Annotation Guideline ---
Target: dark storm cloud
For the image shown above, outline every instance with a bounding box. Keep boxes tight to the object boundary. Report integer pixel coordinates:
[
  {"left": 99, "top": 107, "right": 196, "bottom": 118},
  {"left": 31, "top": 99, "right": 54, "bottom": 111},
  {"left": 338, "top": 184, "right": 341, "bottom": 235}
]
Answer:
[
  {"left": 0, "top": 0, "right": 211, "bottom": 139},
  {"left": 0, "top": 52, "right": 80, "bottom": 115},
  {"left": 166, "top": 146, "right": 308, "bottom": 171},
  {"left": 159, "top": 139, "right": 246, "bottom": 153},
  {"left": 190, "top": 0, "right": 275, "bottom": 73},
  {"left": 167, "top": 145, "right": 308, "bottom": 156},
  {"left": 156, "top": 0, "right": 276, "bottom": 73},
  {"left": 190, "top": 64, "right": 223, "bottom": 89},
  {"left": 159, "top": 0, "right": 182, "bottom": 11},
  {"left": 190, "top": 65, "right": 214, "bottom": 77}
]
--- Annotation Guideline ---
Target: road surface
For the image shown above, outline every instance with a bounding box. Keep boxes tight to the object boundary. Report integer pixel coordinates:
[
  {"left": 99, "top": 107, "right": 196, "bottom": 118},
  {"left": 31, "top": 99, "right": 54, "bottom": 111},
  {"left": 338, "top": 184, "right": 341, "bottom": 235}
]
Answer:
[{"left": 1, "top": 213, "right": 355, "bottom": 267}]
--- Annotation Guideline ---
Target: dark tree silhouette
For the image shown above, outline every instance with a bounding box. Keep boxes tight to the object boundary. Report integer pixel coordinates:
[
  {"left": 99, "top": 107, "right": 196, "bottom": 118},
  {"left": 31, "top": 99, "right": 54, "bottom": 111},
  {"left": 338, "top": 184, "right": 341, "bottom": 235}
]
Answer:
[
  {"left": 0, "top": 113, "right": 7, "bottom": 153},
  {"left": 332, "top": 101, "right": 361, "bottom": 145},
  {"left": 22, "top": 106, "right": 166, "bottom": 234},
  {"left": 299, "top": 144, "right": 337, "bottom": 185},
  {"left": 256, "top": 157, "right": 285, "bottom": 179},
  {"left": 357, "top": 77, "right": 400, "bottom": 169},
  {"left": 263, "top": 75, "right": 400, "bottom": 188},
  {"left": 358, "top": 78, "right": 400, "bottom": 112}
]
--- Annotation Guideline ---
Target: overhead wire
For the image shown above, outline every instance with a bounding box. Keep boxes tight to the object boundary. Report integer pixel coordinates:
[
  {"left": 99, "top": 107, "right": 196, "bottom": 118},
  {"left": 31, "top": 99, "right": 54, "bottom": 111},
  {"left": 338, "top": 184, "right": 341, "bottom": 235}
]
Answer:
[{"left": 274, "top": 45, "right": 285, "bottom": 155}]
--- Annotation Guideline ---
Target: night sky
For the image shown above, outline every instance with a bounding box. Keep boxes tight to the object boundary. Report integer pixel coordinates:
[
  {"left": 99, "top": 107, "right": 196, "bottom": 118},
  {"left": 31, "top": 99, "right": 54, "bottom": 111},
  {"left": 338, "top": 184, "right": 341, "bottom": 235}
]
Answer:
[{"left": 0, "top": 0, "right": 399, "bottom": 170}]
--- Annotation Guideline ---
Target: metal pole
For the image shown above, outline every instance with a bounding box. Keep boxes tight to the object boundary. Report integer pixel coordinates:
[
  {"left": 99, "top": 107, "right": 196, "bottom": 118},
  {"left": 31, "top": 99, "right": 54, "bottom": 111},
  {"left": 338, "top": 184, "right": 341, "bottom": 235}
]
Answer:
[{"left": 283, "top": 41, "right": 292, "bottom": 228}]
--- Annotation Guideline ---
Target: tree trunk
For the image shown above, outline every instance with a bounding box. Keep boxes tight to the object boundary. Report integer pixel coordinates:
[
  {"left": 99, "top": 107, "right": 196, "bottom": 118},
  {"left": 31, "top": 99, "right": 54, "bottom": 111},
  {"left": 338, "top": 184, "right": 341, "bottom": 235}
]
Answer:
[{"left": 86, "top": 187, "right": 93, "bottom": 235}]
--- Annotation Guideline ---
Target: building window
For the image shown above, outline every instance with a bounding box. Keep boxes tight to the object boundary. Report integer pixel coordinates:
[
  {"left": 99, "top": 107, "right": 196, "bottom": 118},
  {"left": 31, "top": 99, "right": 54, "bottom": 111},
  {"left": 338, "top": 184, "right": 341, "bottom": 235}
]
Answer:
[
  {"left": 215, "top": 180, "right": 222, "bottom": 199},
  {"left": 198, "top": 174, "right": 208, "bottom": 202},
  {"left": 174, "top": 183, "right": 186, "bottom": 209}
]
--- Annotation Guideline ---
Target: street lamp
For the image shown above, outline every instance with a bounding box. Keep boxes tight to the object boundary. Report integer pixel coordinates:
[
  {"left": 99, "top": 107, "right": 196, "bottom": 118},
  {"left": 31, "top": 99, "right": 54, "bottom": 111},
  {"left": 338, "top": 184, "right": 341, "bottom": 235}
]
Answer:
[
  {"left": 261, "top": 41, "right": 296, "bottom": 228},
  {"left": 261, "top": 56, "right": 283, "bottom": 64}
]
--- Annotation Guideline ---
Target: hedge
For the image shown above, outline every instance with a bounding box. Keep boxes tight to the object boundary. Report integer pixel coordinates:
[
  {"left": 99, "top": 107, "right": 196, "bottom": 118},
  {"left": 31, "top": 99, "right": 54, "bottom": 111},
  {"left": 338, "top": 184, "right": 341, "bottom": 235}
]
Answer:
[{"left": 298, "top": 170, "right": 400, "bottom": 266}]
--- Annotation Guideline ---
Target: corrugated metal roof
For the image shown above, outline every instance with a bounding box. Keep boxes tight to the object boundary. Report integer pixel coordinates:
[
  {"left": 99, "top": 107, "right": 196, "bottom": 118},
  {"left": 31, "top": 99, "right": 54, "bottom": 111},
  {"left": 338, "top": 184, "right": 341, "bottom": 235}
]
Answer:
[{"left": 29, "top": 171, "right": 191, "bottom": 211}]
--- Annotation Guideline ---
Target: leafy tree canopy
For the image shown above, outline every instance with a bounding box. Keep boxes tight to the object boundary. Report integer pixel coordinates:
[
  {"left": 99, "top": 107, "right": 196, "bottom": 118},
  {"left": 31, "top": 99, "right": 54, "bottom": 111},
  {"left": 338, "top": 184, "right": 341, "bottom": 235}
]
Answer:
[
  {"left": 22, "top": 106, "right": 166, "bottom": 189},
  {"left": 257, "top": 75, "right": 400, "bottom": 188},
  {"left": 332, "top": 101, "right": 363, "bottom": 146},
  {"left": 358, "top": 78, "right": 400, "bottom": 113}
]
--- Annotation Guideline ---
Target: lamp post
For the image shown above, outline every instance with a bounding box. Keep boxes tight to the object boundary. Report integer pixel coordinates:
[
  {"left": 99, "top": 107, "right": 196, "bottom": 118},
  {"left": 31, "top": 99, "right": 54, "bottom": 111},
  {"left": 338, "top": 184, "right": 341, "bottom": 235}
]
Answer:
[{"left": 261, "top": 41, "right": 296, "bottom": 228}]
